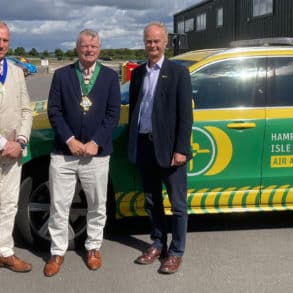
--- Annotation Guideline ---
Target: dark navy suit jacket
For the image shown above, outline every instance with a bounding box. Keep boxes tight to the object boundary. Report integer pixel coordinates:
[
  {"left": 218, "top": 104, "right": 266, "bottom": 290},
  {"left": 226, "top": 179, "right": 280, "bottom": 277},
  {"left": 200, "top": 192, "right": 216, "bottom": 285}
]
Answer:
[
  {"left": 128, "top": 58, "right": 193, "bottom": 167},
  {"left": 48, "top": 63, "right": 121, "bottom": 156}
]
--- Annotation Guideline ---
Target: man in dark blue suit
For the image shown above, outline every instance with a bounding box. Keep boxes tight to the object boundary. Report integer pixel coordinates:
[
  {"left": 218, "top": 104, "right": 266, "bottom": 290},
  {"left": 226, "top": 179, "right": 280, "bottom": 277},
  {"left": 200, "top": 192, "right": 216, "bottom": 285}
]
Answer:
[
  {"left": 128, "top": 22, "right": 193, "bottom": 274},
  {"left": 44, "top": 29, "right": 120, "bottom": 277}
]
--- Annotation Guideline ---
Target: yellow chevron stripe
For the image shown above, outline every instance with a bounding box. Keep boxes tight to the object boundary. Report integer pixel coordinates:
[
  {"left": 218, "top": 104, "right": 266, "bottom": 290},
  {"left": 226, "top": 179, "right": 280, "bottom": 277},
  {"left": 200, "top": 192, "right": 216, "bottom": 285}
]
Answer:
[
  {"left": 271, "top": 185, "right": 290, "bottom": 204},
  {"left": 261, "top": 185, "right": 278, "bottom": 204},
  {"left": 190, "top": 188, "right": 209, "bottom": 207},
  {"left": 232, "top": 186, "right": 250, "bottom": 206},
  {"left": 246, "top": 188, "right": 261, "bottom": 205},
  {"left": 286, "top": 188, "right": 293, "bottom": 202},
  {"left": 115, "top": 185, "right": 293, "bottom": 218}
]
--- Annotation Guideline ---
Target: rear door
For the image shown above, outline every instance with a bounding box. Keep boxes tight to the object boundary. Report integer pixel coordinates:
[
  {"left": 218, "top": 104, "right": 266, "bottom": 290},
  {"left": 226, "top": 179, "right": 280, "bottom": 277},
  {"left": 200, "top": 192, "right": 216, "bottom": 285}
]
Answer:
[
  {"left": 261, "top": 56, "right": 293, "bottom": 210},
  {"left": 187, "top": 57, "right": 267, "bottom": 212}
]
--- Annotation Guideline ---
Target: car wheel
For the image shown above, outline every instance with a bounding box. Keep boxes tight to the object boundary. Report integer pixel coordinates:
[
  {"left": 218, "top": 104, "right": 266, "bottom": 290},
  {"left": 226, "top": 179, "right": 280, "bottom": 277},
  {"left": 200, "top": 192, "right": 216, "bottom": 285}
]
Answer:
[{"left": 16, "top": 165, "right": 88, "bottom": 250}]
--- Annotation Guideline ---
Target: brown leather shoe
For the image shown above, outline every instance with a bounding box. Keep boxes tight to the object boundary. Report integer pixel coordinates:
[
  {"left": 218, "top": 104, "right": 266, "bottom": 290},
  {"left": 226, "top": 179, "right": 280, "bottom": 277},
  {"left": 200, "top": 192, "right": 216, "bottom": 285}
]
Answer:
[
  {"left": 44, "top": 255, "right": 64, "bottom": 277},
  {"left": 0, "top": 255, "right": 32, "bottom": 272},
  {"left": 159, "top": 255, "right": 182, "bottom": 274},
  {"left": 87, "top": 250, "right": 102, "bottom": 270},
  {"left": 135, "top": 246, "right": 162, "bottom": 265}
]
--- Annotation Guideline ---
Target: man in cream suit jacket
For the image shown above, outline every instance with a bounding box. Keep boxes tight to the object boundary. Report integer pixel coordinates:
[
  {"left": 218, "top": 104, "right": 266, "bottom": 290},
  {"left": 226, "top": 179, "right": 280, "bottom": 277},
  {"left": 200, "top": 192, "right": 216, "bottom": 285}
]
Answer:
[{"left": 0, "top": 21, "right": 33, "bottom": 272}]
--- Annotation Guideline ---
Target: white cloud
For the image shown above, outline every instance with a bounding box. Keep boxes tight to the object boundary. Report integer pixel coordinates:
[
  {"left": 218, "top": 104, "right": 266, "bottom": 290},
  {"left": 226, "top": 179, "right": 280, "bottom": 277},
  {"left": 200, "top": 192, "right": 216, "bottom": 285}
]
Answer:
[
  {"left": 0, "top": 0, "right": 202, "bottom": 51},
  {"left": 61, "top": 41, "right": 76, "bottom": 50},
  {"left": 31, "top": 21, "right": 71, "bottom": 34}
]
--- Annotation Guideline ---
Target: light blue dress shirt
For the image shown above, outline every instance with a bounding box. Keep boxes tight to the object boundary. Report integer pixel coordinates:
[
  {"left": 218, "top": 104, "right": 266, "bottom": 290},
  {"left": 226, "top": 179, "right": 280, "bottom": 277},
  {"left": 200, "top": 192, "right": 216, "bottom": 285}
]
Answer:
[{"left": 139, "top": 56, "right": 164, "bottom": 133}]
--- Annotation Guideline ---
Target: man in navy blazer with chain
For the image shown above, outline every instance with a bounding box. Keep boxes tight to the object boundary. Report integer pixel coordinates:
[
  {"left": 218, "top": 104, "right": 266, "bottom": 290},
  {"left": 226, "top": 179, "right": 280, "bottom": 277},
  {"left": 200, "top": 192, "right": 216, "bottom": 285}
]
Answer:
[
  {"left": 128, "top": 21, "right": 193, "bottom": 274},
  {"left": 44, "top": 29, "right": 120, "bottom": 277}
]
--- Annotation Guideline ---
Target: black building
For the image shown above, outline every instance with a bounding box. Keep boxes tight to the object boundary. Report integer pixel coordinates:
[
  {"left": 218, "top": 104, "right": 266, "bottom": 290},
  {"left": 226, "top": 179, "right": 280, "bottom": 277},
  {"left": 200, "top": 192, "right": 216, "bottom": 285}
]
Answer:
[{"left": 173, "top": 0, "right": 293, "bottom": 52}]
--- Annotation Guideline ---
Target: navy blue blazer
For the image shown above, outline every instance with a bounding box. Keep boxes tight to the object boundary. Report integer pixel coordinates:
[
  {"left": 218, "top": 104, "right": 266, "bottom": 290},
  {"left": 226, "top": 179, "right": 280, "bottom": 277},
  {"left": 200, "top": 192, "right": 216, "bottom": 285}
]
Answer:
[
  {"left": 48, "top": 63, "right": 121, "bottom": 156},
  {"left": 128, "top": 58, "right": 193, "bottom": 167}
]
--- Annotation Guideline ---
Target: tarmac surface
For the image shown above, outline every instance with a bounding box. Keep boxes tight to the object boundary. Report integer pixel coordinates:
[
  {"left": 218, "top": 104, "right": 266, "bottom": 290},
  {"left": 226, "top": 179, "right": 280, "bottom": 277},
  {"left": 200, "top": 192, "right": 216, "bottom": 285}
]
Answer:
[
  {"left": 2, "top": 213, "right": 293, "bottom": 293},
  {"left": 26, "top": 71, "right": 53, "bottom": 101}
]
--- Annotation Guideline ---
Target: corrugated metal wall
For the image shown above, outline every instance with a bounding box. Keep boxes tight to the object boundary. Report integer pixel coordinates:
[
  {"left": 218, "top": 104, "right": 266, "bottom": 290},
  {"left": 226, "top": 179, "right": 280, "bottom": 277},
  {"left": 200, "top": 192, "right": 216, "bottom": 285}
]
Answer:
[
  {"left": 236, "top": 0, "right": 293, "bottom": 39},
  {"left": 174, "top": 0, "right": 293, "bottom": 52}
]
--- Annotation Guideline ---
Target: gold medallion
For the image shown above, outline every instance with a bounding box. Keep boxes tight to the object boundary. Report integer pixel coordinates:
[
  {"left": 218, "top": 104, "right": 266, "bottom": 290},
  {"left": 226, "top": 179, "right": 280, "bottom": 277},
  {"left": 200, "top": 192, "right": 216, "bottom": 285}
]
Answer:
[{"left": 80, "top": 95, "right": 92, "bottom": 113}]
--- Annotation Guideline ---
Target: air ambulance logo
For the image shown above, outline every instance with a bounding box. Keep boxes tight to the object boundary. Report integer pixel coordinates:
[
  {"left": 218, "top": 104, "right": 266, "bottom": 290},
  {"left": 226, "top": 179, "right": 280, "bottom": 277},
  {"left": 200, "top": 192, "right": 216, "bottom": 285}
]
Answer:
[{"left": 188, "top": 126, "right": 233, "bottom": 176}]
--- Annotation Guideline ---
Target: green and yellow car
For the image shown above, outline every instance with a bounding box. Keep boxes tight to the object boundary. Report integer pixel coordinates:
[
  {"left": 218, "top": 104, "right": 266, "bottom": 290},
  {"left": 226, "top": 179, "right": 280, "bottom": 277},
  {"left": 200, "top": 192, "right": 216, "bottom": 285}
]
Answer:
[{"left": 17, "top": 39, "right": 293, "bottom": 247}]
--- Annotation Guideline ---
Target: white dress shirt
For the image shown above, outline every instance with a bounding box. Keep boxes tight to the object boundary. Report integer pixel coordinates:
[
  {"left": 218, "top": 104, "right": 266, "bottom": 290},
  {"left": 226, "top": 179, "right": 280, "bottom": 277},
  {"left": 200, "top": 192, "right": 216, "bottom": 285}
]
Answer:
[{"left": 139, "top": 56, "right": 164, "bottom": 133}]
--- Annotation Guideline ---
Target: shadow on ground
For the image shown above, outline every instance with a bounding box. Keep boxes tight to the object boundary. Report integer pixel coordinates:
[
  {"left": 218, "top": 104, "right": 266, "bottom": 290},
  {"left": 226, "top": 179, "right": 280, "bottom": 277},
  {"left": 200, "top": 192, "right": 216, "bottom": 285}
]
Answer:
[
  {"left": 14, "top": 211, "right": 293, "bottom": 255},
  {"left": 106, "top": 211, "right": 293, "bottom": 235}
]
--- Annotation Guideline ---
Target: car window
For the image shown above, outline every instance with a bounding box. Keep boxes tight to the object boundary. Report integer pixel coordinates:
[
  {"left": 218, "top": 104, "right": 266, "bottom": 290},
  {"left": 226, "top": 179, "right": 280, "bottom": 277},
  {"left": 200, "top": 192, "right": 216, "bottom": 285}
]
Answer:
[
  {"left": 191, "top": 58, "right": 266, "bottom": 109},
  {"left": 267, "top": 57, "right": 293, "bottom": 106}
]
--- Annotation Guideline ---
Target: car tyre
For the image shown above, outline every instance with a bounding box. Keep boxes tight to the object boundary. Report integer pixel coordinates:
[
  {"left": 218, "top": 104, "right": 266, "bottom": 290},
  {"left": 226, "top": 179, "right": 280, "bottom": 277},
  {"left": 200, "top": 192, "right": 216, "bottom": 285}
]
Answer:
[{"left": 16, "top": 162, "right": 88, "bottom": 250}]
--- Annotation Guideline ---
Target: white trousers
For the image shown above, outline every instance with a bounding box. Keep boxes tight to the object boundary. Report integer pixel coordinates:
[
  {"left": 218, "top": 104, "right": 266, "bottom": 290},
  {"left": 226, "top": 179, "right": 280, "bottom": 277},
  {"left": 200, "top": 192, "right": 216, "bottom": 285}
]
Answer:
[
  {"left": 0, "top": 158, "right": 21, "bottom": 257},
  {"left": 48, "top": 154, "right": 110, "bottom": 256}
]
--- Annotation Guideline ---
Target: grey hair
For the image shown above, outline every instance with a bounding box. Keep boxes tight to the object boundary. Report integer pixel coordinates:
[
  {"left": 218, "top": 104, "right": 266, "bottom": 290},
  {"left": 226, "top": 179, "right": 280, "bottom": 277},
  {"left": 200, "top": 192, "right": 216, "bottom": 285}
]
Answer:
[
  {"left": 0, "top": 21, "right": 9, "bottom": 31},
  {"left": 76, "top": 29, "right": 101, "bottom": 46},
  {"left": 143, "top": 21, "right": 168, "bottom": 41}
]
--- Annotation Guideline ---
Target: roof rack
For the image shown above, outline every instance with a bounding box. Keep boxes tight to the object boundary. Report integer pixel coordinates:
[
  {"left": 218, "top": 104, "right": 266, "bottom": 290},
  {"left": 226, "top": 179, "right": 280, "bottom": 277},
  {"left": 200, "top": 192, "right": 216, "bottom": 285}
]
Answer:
[{"left": 230, "top": 37, "right": 293, "bottom": 47}]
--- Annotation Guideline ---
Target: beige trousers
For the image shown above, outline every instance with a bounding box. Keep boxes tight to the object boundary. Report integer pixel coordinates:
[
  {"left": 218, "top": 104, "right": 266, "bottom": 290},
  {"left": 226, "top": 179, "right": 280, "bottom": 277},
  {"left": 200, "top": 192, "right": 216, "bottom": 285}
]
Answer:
[
  {"left": 0, "top": 158, "right": 21, "bottom": 257},
  {"left": 48, "top": 154, "right": 110, "bottom": 256}
]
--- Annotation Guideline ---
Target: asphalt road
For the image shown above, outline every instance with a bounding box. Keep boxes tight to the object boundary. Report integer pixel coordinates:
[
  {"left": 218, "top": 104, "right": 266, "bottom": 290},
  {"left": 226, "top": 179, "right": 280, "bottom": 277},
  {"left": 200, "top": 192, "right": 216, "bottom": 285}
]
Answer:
[
  {"left": 26, "top": 71, "right": 53, "bottom": 101},
  {"left": 2, "top": 71, "right": 293, "bottom": 293},
  {"left": 2, "top": 213, "right": 293, "bottom": 293}
]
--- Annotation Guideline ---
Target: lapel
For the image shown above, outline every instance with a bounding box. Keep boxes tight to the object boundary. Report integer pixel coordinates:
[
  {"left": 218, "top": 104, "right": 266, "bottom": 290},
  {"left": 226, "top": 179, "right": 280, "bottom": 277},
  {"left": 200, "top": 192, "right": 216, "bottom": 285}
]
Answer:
[
  {"left": 136, "top": 64, "right": 147, "bottom": 105},
  {"left": 153, "top": 57, "right": 169, "bottom": 101},
  {"left": 3, "top": 62, "right": 18, "bottom": 98},
  {"left": 89, "top": 64, "right": 104, "bottom": 96},
  {"left": 136, "top": 58, "right": 170, "bottom": 100},
  {"left": 69, "top": 63, "right": 82, "bottom": 97}
]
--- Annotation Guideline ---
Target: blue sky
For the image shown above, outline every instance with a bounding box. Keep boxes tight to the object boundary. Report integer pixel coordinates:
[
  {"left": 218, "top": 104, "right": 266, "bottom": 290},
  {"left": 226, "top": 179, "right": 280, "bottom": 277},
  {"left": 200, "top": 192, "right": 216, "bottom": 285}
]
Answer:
[{"left": 0, "top": 0, "right": 201, "bottom": 52}]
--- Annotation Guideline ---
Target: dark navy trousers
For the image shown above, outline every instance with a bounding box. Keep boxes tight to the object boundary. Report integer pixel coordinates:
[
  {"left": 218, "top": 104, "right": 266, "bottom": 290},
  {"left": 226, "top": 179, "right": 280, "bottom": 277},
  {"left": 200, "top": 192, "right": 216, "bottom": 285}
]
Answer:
[{"left": 137, "top": 134, "right": 188, "bottom": 256}]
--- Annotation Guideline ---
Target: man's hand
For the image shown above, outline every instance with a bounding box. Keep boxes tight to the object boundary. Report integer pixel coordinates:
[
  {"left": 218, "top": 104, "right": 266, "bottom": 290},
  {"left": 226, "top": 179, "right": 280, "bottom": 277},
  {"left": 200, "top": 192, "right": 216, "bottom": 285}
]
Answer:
[
  {"left": 84, "top": 141, "right": 99, "bottom": 156},
  {"left": 171, "top": 152, "right": 187, "bottom": 167},
  {"left": 67, "top": 138, "right": 85, "bottom": 156},
  {"left": 1, "top": 141, "right": 22, "bottom": 159}
]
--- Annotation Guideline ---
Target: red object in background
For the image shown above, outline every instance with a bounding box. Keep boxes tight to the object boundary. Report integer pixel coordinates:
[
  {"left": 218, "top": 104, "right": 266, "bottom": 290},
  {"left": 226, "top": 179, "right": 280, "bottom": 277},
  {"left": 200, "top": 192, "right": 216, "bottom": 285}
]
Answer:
[{"left": 126, "top": 62, "right": 139, "bottom": 81}]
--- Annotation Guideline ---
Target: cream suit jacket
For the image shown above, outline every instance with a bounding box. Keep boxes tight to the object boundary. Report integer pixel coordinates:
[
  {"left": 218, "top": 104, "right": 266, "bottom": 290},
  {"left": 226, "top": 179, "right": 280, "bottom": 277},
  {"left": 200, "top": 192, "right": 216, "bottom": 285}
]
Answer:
[{"left": 0, "top": 60, "right": 32, "bottom": 145}]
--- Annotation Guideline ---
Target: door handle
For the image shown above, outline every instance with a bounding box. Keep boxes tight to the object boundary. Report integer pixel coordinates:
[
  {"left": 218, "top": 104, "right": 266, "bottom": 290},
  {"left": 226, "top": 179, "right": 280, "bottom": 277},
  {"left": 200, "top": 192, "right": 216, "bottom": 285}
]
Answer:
[{"left": 227, "top": 122, "right": 256, "bottom": 129}]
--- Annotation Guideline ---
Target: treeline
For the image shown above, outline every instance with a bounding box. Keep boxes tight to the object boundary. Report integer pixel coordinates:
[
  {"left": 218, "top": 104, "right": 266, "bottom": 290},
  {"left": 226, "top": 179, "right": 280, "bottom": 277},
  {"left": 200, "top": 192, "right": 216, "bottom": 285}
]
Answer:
[{"left": 7, "top": 47, "right": 173, "bottom": 60}]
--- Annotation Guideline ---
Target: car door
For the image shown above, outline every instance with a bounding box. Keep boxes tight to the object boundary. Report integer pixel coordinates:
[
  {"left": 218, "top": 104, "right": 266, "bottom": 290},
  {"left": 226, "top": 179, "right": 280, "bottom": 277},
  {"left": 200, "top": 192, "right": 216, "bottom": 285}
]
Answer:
[
  {"left": 261, "top": 56, "right": 293, "bottom": 209},
  {"left": 187, "top": 57, "right": 267, "bottom": 212}
]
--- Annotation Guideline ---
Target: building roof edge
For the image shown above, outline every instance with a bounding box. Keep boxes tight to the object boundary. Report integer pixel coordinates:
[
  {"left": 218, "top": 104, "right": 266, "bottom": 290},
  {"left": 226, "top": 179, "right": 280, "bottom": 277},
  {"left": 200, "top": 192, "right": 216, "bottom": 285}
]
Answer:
[{"left": 174, "top": 0, "right": 213, "bottom": 17}]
